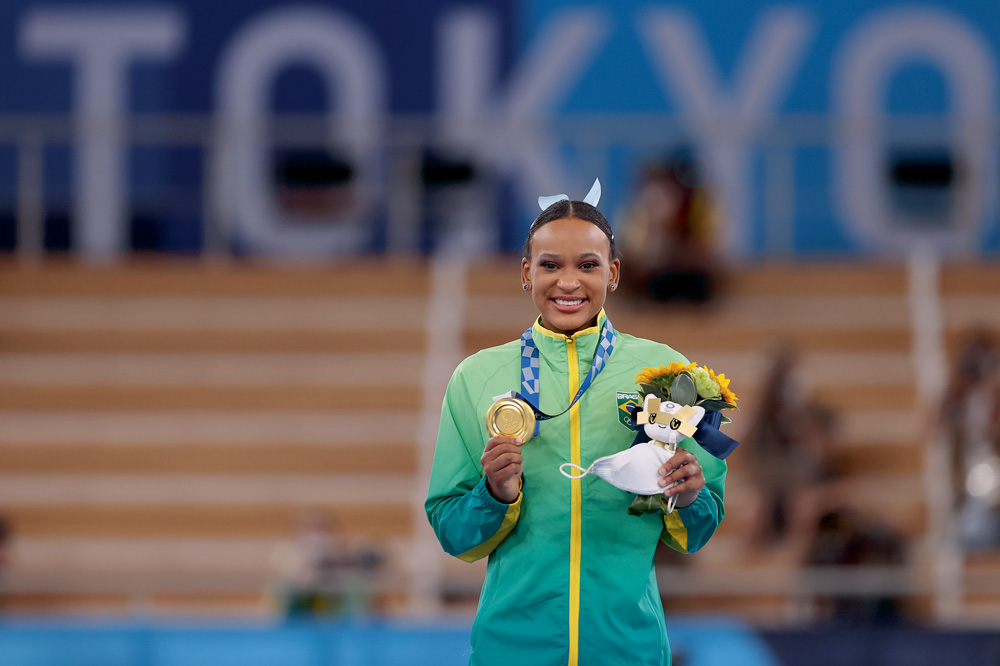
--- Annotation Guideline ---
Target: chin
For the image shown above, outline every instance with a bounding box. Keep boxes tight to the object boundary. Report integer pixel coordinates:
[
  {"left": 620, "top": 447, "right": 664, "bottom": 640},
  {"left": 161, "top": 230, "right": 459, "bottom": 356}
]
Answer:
[{"left": 545, "top": 310, "right": 599, "bottom": 335}]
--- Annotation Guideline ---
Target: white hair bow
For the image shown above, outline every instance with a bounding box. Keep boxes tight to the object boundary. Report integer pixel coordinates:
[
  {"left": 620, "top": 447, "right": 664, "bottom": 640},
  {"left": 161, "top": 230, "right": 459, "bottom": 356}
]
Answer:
[{"left": 538, "top": 178, "right": 602, "bottom": 211}]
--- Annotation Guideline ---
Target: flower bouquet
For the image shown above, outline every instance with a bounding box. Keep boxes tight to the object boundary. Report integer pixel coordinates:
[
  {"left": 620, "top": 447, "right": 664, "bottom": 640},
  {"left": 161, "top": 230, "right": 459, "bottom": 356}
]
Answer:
[
  {"left": 636, "top": 362, "right": 738, "bottom": 423},
  {"left": 628, "top": 362, "right": 739, "bottom": 516}
]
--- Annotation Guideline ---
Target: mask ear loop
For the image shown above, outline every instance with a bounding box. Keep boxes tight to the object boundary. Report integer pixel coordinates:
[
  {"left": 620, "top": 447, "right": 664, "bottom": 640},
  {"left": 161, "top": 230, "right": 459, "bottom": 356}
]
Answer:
[
  {"left": 559, "top": 462, "right": 594, "bottom": 480},
  {"left": 561, "top": 455, "right": 681, "bottom": 513}
]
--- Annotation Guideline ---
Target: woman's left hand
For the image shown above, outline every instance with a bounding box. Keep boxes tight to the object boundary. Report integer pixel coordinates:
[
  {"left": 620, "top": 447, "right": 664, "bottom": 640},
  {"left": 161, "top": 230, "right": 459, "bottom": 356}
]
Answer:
[{"left": 658, "top": 448, "right": 705, "bottom": 508}]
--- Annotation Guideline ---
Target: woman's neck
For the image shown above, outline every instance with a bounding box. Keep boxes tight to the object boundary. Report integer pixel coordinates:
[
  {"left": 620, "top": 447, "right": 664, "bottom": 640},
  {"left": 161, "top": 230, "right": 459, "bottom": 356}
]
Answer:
[{"left": 538, "top": 314, "right": 600, "bottom": 337}]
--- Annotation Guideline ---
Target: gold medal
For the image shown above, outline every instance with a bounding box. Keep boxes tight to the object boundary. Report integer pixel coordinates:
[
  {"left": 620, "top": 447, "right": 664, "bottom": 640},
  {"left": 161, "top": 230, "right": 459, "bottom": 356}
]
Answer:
[{"left": 485, "top": 397, "right": 536, "bottom": 442}]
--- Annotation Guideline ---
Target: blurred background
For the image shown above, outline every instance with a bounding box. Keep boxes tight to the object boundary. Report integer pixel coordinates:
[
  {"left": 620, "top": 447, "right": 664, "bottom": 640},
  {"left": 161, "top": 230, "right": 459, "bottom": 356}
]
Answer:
[{"left": 0, "top": 0, "right": 998, "bottom": 664}]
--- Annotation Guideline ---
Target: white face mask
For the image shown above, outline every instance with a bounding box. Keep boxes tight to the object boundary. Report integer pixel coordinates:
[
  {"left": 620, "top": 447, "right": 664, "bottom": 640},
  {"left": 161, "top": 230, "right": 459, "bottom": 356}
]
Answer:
[{"left": 559, "top": 442, "right": 675, "bottom": 496}]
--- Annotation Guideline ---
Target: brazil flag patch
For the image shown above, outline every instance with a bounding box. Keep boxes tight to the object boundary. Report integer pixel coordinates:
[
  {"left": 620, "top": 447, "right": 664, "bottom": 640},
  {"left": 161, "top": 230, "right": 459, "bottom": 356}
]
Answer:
[{"left": 616, "top": 391, "right": 640, "bottom": 429}]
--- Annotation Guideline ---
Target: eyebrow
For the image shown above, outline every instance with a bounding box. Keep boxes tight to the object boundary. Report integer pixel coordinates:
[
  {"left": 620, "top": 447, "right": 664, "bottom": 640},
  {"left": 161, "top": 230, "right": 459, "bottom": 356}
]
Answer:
[{"left": 536, "top": 252, "right": 603, "bottom": 262}]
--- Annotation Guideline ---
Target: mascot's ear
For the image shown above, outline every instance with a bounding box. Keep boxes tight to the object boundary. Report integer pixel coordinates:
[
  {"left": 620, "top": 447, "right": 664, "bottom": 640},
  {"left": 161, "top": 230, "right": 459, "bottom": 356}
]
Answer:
[{"left": 643, "top": 393, "right": 660, "bottom": 412}]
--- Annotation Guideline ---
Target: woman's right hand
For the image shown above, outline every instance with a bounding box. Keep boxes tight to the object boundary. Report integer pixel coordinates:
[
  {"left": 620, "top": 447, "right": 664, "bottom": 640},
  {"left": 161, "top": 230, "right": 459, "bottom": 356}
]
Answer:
[{"left": 481, "top": 435, "right": 523, "bottom": 503}]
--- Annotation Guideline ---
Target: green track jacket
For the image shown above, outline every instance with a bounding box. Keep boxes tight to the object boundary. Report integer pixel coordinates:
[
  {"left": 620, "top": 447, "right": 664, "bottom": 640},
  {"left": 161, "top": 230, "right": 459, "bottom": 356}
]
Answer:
[{"left": 425, "top": 312, "right": 727, "bottom": 666}]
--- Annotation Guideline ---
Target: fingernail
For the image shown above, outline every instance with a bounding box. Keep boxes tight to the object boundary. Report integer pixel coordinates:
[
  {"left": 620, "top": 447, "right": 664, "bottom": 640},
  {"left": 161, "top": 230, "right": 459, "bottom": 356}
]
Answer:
[
  {"left": 514, "top": 437, "right": 522, "bottom": 445},
  {"left": 658, "top": 479, "right": 667, "bottom": 487}
]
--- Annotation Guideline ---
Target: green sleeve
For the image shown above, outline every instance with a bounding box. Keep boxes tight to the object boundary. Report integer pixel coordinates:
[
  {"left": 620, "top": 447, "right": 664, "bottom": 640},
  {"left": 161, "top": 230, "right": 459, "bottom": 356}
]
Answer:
[
  {"left": 424, "top": 364, "right": 522, "bottom": 562},
  {"left": 660, "top": 437, "right": 727, "bottom": 554}
]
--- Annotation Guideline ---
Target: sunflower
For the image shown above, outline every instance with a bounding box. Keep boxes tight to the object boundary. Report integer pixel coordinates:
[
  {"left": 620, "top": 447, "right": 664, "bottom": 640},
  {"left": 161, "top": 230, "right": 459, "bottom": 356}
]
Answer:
[
  {"left": 707, "top": 368, "right": 739, "bottom": 407},
  {"left": 634, "top": 362, "right": 695, "bottom": 385}
]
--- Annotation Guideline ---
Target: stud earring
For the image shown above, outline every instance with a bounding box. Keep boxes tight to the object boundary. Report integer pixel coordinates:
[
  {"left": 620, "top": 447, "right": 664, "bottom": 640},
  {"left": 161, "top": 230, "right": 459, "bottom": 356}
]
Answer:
[
  {"left": 609, "top": 284, "right": 617, "bottom": 292},
  {"left": 523, "top": 284, "right": 530, "bottom": 291}
]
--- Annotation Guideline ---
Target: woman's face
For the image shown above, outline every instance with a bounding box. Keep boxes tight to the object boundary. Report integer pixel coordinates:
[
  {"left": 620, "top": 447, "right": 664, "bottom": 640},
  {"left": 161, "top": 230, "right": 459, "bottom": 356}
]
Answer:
[{"left": 521, "top": 217, "right": 620, "bottom": 336}]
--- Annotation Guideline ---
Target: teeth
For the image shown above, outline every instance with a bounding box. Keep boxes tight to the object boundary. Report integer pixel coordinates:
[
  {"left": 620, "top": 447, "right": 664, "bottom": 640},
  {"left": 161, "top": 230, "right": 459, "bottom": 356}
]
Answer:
[{"left": 555, "top": 299, "right": 583, "bottom": 306}]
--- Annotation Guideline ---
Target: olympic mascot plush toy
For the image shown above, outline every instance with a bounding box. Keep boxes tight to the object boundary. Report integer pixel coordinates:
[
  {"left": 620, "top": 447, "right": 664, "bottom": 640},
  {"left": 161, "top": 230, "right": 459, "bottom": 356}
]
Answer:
[
  {"left": 634, "top": 394, "right": 707, "bottom": 512},
  {"left": 561, "top": 366, "right": 739, "bottom": 515}
]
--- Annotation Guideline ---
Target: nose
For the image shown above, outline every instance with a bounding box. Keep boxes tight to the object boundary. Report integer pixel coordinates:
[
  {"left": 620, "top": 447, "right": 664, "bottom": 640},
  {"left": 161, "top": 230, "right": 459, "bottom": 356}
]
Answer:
[{"left": 557, "top": 274, "right": 580, "bottom": 292}]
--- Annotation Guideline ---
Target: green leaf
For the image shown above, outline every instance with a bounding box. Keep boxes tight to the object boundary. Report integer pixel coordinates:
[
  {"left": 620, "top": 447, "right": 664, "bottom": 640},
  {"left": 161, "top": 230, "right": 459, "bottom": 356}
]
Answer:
[
  {"left": 639, "top": 384, "right": 670, "bottom": 402},
  {"left": 671, "top": 373, "right": 697, "bottom": 406},
  {"left": 697, "top": 398, "right": 735, "bottom": 411},
  {"left": 720, "top": 415, "right": 732, "bottom": 425},
  {"left": 628, "top": 494, "right": 667, "bottom": 516},
  {"left": 639, "top": 383, "right": 658, "bottom": 398}
]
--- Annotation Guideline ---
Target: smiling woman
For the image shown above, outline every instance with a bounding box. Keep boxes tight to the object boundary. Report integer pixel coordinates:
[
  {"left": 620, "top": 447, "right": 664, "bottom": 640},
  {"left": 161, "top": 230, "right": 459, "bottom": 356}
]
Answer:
[
  {"left": 522, "top": 217, "right": 620, "bottom": 336},
  {"left": 425, "top": 180, "right": 728, "bottom": 666}
]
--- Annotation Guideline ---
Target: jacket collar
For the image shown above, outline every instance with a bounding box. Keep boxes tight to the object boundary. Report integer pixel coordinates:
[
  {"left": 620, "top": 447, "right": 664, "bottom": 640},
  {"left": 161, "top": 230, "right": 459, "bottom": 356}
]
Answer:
[{"left": 531, "top": 309, "right": 607, "bottom": 357}]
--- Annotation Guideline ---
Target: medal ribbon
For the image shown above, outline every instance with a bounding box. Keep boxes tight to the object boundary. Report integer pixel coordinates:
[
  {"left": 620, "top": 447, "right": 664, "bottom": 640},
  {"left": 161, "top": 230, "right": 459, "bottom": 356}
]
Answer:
[{"left": 513, "top": 318, "right": 616, "bottom": 436}]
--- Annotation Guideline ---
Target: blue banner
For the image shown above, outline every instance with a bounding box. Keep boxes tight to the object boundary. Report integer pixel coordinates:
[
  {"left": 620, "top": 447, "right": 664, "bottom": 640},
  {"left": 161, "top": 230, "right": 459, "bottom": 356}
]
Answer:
[
  {"left": 520, "top": 0, "right": 1000, "bottom": 256},
  {"left": 0, "top": 0, "right": 996, "bottom": 258}
]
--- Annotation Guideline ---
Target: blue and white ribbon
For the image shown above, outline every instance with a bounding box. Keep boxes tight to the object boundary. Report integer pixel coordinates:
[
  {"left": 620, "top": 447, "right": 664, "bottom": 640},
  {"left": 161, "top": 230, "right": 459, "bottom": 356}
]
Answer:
[
  {"left": 537, "top": 178, "right": 602, "bottom": 211},
  {"left": 513, "top": 318, "right": 616, "bottom": 436}
]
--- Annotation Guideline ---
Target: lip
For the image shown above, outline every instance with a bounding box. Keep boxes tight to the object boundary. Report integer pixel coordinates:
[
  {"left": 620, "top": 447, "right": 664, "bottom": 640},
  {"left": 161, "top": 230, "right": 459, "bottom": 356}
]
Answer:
[{"left": 551, "top": 297, "right": 587, "bottom": 313}]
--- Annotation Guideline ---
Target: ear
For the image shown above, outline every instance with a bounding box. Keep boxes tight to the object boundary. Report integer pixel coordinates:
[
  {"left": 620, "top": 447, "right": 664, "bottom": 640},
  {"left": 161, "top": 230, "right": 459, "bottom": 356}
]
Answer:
[
  {"left": 643, "top": 393, "right": 659, "bottom": 411},
  {"left": 609, "top": 256, "right": 620, "bottom": 289},
  {"left": 521, "top": 256, "right": 531, "bottom": 289}
]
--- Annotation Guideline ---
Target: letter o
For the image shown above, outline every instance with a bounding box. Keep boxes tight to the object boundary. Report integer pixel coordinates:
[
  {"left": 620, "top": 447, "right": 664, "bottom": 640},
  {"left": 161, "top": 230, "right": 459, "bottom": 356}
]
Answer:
[
  {"left": 832, "top": 8, "right": 997, "bottom": 253},
  {"left": 213, "top": 6, "right": 386, "bottom": 256}
]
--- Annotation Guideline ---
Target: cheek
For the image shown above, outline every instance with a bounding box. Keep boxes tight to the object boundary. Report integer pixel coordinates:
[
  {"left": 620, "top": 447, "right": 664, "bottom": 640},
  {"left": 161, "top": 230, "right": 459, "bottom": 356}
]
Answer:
[
  {"left": 530, "top": 279, "right": 553, "bottom": 310},
  {"left": 591, "top": 270, "right": 614, "bottom": 293}
]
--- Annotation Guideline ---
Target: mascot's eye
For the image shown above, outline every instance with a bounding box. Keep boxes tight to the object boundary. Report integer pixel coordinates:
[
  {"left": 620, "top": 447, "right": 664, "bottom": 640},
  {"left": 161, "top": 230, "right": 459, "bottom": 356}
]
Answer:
[{"left": 647, "top": 413, "right": 657, "bottom": 423}]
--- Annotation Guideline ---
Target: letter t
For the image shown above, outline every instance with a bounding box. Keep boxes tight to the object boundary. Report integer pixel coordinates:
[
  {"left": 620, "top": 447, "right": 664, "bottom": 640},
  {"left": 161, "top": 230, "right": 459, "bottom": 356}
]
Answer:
[{"left": 21, "top": 8, "right": 184, "bottom": 259}]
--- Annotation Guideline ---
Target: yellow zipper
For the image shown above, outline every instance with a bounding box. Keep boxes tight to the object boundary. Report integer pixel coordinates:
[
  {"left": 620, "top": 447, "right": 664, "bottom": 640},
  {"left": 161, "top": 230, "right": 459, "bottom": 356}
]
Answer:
[{"left": 566, "top": 336, "right": 581, "bottom": 666}]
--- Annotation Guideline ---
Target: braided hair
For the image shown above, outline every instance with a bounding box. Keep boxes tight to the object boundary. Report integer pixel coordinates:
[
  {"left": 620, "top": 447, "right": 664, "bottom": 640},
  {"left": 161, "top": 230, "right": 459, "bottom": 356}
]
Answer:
[{"left": 522, "top": 199, "right": 618, "bottom": 260}]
